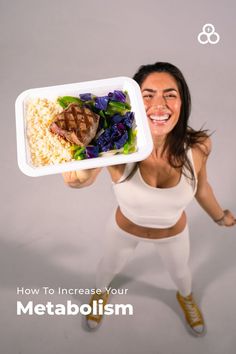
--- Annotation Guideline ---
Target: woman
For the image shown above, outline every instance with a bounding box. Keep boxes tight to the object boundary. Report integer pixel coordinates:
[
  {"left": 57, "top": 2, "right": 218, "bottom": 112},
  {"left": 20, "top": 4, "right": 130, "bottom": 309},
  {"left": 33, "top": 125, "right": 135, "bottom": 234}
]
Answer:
[{"left": 63, "top": 62, "right": 235, "bottom": 336}]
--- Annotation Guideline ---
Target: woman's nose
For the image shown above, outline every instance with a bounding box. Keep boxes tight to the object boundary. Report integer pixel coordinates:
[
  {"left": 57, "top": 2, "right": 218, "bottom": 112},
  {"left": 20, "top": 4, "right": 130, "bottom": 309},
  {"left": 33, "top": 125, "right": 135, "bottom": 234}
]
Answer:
[
  {"left": 152, "top": 95, "right": 167, "bottom": 107},
  {"left": 152, "top": 104, "right": 167, "bottom": 110}
]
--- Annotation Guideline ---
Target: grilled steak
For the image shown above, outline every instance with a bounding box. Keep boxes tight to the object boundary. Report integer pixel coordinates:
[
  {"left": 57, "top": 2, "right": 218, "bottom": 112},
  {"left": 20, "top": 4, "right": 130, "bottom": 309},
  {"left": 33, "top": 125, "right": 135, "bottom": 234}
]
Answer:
[{"left": 49, "top": 103, "right": 100, "bottom": 146}]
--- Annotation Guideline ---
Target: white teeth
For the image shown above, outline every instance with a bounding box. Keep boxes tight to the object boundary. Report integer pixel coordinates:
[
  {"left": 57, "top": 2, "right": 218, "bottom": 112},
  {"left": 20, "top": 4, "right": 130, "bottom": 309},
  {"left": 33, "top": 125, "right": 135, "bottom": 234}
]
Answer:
[{"left": 150, "top": 114, "right": 170, "bottom": 121}]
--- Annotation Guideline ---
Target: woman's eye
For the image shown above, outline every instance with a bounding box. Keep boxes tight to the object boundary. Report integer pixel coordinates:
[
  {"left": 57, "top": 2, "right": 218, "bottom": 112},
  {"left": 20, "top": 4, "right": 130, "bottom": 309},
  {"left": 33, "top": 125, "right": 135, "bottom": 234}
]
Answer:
[
  {"left": 143, "top": 95, "right": 153, "bottom": 99},
  {"left": 164, "top": 93, "right": 177, "bottom": 99}
]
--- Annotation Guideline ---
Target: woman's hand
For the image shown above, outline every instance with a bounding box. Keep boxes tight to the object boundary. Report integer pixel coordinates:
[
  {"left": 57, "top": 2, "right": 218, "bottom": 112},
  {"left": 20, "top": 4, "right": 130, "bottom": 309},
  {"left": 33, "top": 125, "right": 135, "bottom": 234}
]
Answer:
[
  {"left": 215, "top": 209, "right": 236, "bottom": 227},
  {"left": 62, "top": 168, "right": 102, "bottom": 188}
]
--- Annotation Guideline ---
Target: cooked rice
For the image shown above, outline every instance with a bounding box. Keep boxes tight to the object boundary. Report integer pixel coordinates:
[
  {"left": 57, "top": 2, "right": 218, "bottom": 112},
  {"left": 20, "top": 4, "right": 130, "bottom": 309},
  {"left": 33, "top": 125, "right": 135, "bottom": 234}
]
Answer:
[{"left": 26, "top": 98, "right": 73, "bottom": 166}]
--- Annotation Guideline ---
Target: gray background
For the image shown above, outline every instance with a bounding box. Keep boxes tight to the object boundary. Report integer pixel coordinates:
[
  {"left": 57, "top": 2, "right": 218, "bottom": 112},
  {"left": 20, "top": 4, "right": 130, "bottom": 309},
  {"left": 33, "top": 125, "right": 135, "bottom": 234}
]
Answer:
[{"left": 0, "top": 0, "right": 236, "bottom": 353}]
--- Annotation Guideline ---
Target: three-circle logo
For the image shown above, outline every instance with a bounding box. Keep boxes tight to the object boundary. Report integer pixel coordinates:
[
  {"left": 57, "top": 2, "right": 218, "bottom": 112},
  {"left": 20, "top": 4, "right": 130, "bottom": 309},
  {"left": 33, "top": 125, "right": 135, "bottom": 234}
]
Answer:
[{"left": 198, "top": 24, "right": 220, "bottom": 45}]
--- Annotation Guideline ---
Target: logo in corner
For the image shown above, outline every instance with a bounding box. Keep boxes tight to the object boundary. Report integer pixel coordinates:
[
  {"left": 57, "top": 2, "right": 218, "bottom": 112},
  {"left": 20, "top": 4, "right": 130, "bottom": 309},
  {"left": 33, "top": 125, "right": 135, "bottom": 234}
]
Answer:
[{"left": 198, "top": 24, "right": 220, "bottom": 45}]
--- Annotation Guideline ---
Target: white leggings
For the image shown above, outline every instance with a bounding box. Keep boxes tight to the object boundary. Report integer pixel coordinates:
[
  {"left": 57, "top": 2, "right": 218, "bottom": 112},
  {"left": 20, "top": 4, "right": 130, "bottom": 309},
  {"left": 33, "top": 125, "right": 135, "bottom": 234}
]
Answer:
[{"left": 96, "top": 211, "right": 192, "bottom": 297}]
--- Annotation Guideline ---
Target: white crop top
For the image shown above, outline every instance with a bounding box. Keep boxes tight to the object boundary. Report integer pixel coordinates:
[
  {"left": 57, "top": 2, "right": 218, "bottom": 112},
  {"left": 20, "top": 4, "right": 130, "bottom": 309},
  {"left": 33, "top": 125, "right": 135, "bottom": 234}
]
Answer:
[{"left": 112, "top": 149, "right": 198, "bottom": 229}]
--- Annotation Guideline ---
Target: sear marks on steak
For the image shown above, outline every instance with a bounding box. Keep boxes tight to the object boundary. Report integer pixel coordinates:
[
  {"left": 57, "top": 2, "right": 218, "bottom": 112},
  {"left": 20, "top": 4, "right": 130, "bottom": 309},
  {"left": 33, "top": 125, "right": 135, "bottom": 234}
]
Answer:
[{"left": 49, "top": 103, "right": 100, "bottom": 146}]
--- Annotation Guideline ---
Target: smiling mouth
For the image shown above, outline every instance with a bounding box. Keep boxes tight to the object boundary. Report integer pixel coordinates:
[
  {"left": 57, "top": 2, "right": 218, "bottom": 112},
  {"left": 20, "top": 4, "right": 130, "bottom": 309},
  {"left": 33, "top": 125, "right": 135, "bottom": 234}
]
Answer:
[{"left": 149, "top": 114, "right": 170, "bottom": 123}]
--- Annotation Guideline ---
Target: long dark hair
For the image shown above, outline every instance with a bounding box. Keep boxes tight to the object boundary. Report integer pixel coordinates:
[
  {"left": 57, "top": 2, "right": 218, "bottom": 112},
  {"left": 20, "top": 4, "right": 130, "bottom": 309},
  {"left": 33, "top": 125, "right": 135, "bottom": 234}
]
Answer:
[{"left": 133, "top": 62, "right": 210, "bottom": 181}]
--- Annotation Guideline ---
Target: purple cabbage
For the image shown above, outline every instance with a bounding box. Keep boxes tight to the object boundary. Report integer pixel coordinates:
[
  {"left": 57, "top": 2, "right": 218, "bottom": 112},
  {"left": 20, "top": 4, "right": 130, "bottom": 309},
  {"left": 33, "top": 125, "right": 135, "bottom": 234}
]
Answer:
[
  {"left": 123, "top": 111, "right": 134, "bottom": 128},
  {"left": 95, "top": 96, "right": 109, "bottom": 110},
  {"left": 111, "top": 114, "right": 123, "bottom": 124},
  {"left": 96, "top": 128, "right": 113, "bottom": 152},
  {"left": 96, "top": 123, "right": 128, "bottom": 152},
  {"left": 79, "top": 93, "right": 93, "bottom": 101},
  {"left": 108, "top": 90, "right": 126, "bottom": 103},
  {"left": 114, "top": 131, "right": 128, "bottom": 149},
  {"left": 111, "top": 112, "right": 134, "bottom": 128},
  {"left": 86, "top": 145, "right": 99, "bottom": 158}
]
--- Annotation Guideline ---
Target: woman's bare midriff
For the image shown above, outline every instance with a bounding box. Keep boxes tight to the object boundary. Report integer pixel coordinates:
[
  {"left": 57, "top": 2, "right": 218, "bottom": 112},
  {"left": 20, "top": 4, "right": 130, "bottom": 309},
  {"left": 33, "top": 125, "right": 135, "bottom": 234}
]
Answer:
[{"left": 115, "top": 207, "right": 187, "bottom": 239}]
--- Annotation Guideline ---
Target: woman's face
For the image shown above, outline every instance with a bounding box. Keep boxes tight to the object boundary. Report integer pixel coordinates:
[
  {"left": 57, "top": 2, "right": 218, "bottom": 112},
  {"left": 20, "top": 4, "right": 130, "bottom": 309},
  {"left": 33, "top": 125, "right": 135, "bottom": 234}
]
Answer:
[{"left": 141, "top": 72, "right": 182, "bottom": 139}]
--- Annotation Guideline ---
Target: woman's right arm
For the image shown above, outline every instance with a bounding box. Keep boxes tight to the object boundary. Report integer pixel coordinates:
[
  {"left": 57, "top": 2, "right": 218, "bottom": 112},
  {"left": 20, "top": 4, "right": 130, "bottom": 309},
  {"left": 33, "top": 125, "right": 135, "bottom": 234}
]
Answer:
[
  {"left": 62, "top": 162, "right": 127, "bottom": 188},
  {"left": 62, "top": 167, "right": 102, "bottom": 188}
]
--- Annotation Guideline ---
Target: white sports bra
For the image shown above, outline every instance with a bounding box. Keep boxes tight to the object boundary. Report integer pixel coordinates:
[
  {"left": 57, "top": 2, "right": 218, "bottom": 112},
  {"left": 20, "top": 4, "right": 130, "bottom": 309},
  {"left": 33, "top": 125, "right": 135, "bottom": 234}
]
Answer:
[{"left": 112, "top": 149, "right": 198, "bottom": 229}]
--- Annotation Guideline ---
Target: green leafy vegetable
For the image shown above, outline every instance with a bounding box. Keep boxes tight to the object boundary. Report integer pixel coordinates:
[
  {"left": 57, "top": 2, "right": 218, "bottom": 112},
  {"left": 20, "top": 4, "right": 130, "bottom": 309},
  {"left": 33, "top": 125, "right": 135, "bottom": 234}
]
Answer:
[
  {"left": 123, "top": 128, "right": 137, "bottom": 154},
  {"left": 72, "top": 146, "right": 86, "bottom": 160},
  {"left": 57, "top": 96, "right": 83, "bottom": 109},
  {"left": 106, "top": 101, "right": 131, "bottom": 116}
]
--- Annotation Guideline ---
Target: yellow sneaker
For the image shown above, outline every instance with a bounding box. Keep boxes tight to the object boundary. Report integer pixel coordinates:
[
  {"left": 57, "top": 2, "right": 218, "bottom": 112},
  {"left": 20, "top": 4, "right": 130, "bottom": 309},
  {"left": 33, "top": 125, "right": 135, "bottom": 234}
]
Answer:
[
  {"left": 86, "top": 291, "right": 110, "bottom": 329},
  {"left": 176, "top": 292, "right": 206, "bottom": 336}
]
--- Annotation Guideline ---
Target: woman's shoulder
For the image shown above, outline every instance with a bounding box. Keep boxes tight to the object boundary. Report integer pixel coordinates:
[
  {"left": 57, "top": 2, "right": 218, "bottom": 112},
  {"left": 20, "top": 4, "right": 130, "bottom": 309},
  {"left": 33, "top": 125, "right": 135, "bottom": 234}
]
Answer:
[
  {"left": 191, "top": 135, "right": 212, "bottom": 157},
  {"left": 190, "top": 136, "right": 212, "bottom": 174},
  {"left": 187, "top": 127, "right": 212, "bottom": 156}
]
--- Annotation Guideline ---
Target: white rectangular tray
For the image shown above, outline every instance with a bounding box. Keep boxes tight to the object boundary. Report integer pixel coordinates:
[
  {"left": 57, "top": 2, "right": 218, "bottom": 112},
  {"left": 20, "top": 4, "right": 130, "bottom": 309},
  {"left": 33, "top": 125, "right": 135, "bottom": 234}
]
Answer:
[{"left": 15, "top": 76, "right": 153, "bottom": 177}]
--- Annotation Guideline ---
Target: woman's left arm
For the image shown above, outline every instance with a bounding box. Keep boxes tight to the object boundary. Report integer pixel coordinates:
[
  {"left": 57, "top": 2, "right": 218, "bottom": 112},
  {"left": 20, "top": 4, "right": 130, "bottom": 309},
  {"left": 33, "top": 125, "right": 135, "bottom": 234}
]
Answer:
[{"left": 194, "top": 139, "right": 236, "bottom": 227}]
